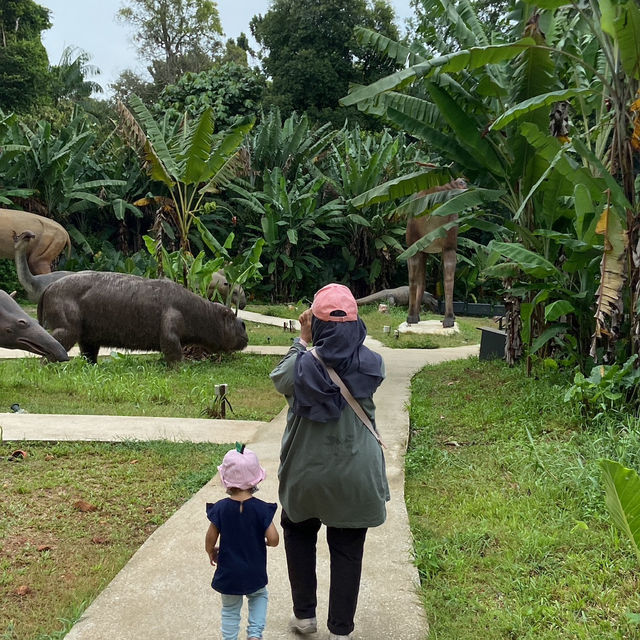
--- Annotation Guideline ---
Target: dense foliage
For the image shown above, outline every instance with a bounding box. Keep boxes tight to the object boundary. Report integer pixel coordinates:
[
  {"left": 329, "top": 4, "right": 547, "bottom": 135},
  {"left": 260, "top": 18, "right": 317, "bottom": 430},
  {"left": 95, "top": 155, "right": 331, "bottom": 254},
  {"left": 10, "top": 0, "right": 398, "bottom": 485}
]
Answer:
[
  {"left": 0, "top": 0, "right": 51, "bottom": 112},
  {"left": 250, "top": 0, "right": 401, "bottom": 124}
]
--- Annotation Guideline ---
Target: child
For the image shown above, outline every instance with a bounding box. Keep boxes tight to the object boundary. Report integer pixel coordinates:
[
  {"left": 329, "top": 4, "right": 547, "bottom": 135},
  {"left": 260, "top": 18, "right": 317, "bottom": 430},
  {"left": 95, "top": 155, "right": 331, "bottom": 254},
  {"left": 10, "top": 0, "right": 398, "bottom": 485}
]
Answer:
[{"left": 205, "top": 444, "right": 279, "bottom": 640}]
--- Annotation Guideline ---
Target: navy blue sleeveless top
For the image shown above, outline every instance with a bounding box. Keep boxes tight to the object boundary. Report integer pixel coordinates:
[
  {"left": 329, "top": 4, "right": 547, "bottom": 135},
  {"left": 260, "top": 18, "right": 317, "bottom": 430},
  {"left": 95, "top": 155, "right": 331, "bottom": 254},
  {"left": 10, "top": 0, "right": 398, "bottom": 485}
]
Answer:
[{"left": 206, "top": 497, "right": 277, "bottom": 595}]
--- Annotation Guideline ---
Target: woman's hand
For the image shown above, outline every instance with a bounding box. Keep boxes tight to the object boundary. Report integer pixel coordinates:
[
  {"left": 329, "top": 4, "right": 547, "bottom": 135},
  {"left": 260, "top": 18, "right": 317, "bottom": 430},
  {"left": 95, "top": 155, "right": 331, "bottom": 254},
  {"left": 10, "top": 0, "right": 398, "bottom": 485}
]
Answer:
[{"left": 299, "top": 309, "right": 313, "bottom": 344}]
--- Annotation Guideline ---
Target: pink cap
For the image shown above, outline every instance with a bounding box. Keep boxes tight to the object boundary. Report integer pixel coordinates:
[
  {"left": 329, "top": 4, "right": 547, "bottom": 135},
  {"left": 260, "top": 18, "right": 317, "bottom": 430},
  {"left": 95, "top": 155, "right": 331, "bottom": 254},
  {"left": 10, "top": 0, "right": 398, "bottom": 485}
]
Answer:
[
  {"left": 311, "top": 283, "right": 358, "bottom": 322},
  {"left": 217, "top": 447, "right": 266, "bottom": 490}
]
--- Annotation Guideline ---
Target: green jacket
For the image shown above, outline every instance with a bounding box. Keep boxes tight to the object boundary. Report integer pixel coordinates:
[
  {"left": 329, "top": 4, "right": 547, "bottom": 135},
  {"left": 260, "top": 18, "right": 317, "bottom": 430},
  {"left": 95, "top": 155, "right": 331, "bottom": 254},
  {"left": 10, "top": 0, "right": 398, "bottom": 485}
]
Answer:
[{"left": 270, "top": 339, "right": 390, "bottom": 528}]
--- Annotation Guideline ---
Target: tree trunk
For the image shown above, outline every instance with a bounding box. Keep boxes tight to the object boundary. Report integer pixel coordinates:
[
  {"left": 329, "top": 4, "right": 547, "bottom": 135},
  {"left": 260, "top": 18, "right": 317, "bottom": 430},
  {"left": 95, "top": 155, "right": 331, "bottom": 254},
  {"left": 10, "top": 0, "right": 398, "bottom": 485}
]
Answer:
[{"left": 503, "top": 279, "right": 522, "bottom": 366}]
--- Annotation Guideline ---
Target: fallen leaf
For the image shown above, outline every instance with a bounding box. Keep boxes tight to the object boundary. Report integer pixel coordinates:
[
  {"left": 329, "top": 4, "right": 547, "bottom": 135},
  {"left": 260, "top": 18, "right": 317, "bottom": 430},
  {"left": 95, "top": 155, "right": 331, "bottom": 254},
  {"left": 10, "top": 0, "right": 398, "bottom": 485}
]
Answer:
[
  {"left": 144, "top": 507, "right": 153, "bottom": 513},
  {"left": 129, "top": 459, "right": 139, "bottom": 465},
  {"left": 91, "top": 536, "right": 108, "bottom": 544},
  {"left": 37, "top": 545, "right": 52, "bottom": 552},
  {"left": 15, "top": 585, "right": 31, "bottom": 596},
  {"left": 73, "top": 499, "right": 97, "bottom": 512},
  {"left": 45, "top": 454, "right": 54, "bottom": 461}
]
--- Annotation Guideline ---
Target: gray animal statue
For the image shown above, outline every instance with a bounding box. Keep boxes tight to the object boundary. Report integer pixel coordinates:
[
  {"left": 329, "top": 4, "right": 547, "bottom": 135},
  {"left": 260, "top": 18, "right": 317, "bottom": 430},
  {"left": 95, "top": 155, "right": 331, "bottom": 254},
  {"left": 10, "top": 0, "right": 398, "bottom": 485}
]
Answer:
[
  {"left": 207, "top": 271, "right": 247, "bottom": 309},
  {"left": 356, "top": 286, "right": 438, "bottom": 312},
  {"left": 14, "top": 231, "right": 75, "bottom": 302},
  {"left": 0, "top": 290, "right": 69, "bottom": 361},
  {"left": 38, "top": 272, "right": 249, "bottom": 364},
  {"left": 1, "top": 209, "right": 70, "bottom": 274},
  {"left": 406, "top": 178, "right": 467, "bottom": 328}
]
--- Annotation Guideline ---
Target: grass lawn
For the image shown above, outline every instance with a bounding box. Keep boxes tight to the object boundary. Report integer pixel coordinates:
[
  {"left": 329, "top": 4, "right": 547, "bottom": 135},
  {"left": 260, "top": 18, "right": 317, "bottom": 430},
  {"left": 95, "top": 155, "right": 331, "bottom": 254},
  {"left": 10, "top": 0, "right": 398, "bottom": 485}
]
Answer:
[
  {"left": 0, "top": 440, "right": 229, "bottom": 640},
  {"left": 407, "top": 358, "right": 640, "bottom": 639},
  {"left": 246, "top": 303, "right": 483, "bottom": 349},
  {"left": 0, "top": 352, "right": 284, "bottom": 420}
]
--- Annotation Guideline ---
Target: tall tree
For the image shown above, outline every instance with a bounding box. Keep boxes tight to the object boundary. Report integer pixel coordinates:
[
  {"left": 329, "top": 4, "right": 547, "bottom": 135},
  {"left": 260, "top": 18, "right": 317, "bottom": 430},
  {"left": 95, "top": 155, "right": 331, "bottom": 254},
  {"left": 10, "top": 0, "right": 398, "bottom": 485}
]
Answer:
[
  {"left": 49, "top": 46, "right": 103, "bottom": 105},
  {"left": 117, "top": 0, "right": 223, "bottom": 86},
  {"left": 0, "top": 0, "right": 51, "bottom": 112},
  {"left": 250, "top": 0, "right": 400, "bottom": 121}
]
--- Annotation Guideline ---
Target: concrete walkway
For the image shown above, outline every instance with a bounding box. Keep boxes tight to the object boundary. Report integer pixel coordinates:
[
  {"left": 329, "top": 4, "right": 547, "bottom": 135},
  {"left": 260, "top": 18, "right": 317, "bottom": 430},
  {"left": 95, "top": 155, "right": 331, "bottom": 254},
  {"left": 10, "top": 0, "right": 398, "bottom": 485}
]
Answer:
[{"left": 1, "top": 313, "right": 479, "bottom": 640}]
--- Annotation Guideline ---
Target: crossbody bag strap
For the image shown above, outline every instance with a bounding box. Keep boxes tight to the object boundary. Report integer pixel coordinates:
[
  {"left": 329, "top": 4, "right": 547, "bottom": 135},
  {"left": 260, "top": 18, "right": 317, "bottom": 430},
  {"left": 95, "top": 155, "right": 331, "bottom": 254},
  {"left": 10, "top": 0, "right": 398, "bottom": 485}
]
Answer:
[{"left": 311, "top": 349, "right": 386, "bottom": 449}]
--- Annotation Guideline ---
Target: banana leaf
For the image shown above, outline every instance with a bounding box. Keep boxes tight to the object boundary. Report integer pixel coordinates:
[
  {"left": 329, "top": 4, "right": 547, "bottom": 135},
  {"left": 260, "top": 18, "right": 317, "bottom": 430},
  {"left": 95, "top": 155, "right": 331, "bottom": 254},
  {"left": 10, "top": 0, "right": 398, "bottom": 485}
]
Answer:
[
  {"left": 530, "top": 324, "right": 568, "bottom": 353},
  {"left": 128, "top": 95, "right": 179, "bottom": 183},
  {"left": 491, "top": 88, "right": 593, "bottom": 131},
  {"left": 385, "top": 107, "right": 487, "bottom": 171},
  {"left": 601, "top": 0, "right": 640, "bottom": 80},
  {"left": 426, "top": 82, "right": 504, "bottom": 176},
  {"left": 341, "top": 39, "right": 536, "bottom": 106},
  {"left": 395, "top": 187, "right": 503, "bottom": 220},
  {"left": 599, "top": 459, "right": 640, "bottom": 564},
  {"left": 488, "top": 241, "right": 561, "bottom": 278},
  {"left": 354, "top": 26, "right": 423, "bottom": 66},
  {"left": 590, "top": 205, "right": 628, "bottom": 357},
  {"left": 183, "top": 108, "right": 215, "bottom": 185},
  {"left": 544, "top": 299, "right": 575, "bottom": 322},
  {"left": 397, "top": 218, "right": 461, "bottom": 261},
  {"left": 350, "top": 170, "right": 451, "bottom": 208}
]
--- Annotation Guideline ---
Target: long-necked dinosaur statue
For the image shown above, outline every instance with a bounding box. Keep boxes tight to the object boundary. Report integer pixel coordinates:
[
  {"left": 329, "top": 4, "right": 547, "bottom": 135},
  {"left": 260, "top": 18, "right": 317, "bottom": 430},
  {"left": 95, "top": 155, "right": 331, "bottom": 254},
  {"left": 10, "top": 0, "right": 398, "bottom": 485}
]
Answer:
[{"left": 13, "top": 231, "right": 75, "bottom": 302}]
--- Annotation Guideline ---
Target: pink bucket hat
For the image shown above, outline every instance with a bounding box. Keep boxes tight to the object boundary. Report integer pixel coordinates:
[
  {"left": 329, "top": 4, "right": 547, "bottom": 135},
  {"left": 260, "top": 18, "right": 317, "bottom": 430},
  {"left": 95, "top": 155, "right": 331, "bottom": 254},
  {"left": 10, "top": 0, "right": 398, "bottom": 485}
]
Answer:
[
  {"left": 311, "top": 283, "right": 358, "bottom": 322},
  {"left": 218, "top": 447, "right": 266, "bottom": 490}
]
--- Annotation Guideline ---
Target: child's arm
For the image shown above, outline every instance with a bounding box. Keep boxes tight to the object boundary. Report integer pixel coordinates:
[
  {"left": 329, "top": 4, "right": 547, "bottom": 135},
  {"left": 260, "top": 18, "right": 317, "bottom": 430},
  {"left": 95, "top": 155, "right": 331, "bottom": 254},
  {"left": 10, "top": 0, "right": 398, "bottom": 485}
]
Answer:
[
  {"left": 205, "top": 523, "right": 220, "bottom": 565},
  {"left": 265, "top": 522, "right": 279, "bottom": 547}
]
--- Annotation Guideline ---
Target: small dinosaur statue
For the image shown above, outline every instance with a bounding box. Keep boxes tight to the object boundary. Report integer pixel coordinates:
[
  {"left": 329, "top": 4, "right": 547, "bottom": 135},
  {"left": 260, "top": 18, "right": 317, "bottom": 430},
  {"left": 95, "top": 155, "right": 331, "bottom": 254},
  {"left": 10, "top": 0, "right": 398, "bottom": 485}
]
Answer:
[
  {"left": 13, "top": 230, "right": 75, "bottom": 302},
  {"left": 356, "top": 286, "right": 438, "bottom": 312}
]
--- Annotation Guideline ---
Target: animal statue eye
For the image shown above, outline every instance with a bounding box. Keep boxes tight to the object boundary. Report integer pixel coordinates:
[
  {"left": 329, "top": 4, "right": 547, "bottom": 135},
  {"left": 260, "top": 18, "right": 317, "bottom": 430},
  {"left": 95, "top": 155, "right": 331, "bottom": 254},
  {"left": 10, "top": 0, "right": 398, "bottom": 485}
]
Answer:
[{"left": 18, "top": 319, "right": 28, "bottom": 326}]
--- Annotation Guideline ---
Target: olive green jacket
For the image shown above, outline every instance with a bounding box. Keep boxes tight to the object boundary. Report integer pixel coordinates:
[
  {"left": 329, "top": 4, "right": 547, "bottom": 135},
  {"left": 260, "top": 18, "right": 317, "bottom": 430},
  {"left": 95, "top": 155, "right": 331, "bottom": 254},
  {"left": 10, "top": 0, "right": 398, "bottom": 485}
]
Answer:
[{"left": 270, "top": 339, "right": 390, "bottom": 528}]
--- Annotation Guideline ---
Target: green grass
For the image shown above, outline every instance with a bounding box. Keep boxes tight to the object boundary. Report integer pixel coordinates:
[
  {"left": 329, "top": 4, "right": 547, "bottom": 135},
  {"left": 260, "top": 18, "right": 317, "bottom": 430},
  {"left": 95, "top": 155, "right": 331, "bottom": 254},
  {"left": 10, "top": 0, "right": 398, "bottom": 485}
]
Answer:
[
  {"left": 244, "top": 320, "right": 302, "bottom": 346},
  {"left": 407, "top": 358, "right": 640, "bottom": 639},
  {"left": 0, "top": 440, "right": 229, "bottom": 640},
  {"left": 245, "top": 303, "right": 483, "bottom": 349},
  {"left": 0, "top": 352, "right": 284, "bottom": 420}
]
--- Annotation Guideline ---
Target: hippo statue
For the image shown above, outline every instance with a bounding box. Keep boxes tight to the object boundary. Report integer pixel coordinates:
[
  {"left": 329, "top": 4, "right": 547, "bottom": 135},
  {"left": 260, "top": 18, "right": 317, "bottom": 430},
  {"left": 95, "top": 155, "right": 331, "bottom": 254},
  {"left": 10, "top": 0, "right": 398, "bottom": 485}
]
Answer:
[
  {"left": 0, "top": 290, "right": 69, "bottom": 361},
  {"left": 14, "top": 230, "right": 75, "bottom": 302},
  {"left": 1, "top": 209, "right": 70, "bottom": 274},
  {"left": 207, "top": 271, "right": 246, "bottom": 309},
  {"left": 38, "top": 272, "right": 248, "bottom": 364}
]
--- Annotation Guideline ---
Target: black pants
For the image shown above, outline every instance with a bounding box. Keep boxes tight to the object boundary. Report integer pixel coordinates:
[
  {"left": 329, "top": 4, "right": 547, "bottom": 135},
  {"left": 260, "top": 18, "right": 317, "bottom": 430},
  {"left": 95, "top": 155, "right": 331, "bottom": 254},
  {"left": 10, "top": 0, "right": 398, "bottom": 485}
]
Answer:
[{"left": 281, "top": 510, "right": 367, "bottom": 636}]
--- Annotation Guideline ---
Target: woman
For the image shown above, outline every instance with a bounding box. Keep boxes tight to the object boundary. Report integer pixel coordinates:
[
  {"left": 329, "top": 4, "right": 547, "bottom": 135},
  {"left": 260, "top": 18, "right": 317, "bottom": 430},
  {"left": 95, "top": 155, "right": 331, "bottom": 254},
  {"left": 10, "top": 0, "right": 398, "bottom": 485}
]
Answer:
[{"left": 270, "top": 283, "right": 389, "bottom": 640}]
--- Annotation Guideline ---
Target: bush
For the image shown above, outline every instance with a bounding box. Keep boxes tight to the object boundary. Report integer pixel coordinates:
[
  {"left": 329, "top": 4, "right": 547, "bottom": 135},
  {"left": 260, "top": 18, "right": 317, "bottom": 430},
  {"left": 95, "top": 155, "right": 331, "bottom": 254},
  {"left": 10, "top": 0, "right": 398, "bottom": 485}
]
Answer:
[{"left": 0, "top": 260, "right": 21, "bottom": 295}]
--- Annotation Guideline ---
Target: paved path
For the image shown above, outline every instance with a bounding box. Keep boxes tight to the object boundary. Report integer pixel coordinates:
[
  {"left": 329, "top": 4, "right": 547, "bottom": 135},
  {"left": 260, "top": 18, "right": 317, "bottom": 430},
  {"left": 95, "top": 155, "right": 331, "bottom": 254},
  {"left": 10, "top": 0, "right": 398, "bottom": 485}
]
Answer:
[{"left": 1, "top": 313, "right": 478, "bottom": 640}]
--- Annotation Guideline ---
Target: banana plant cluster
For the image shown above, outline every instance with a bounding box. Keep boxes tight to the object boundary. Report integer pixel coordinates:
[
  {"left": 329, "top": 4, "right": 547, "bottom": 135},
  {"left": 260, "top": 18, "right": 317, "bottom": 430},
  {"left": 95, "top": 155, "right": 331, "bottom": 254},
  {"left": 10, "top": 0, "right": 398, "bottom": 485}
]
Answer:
[
  {"left": 340, "top": 0, "right": 640, "bottom": 370},
  {"left": 0, "top": 107, "right": 127, "bottom": 249}
]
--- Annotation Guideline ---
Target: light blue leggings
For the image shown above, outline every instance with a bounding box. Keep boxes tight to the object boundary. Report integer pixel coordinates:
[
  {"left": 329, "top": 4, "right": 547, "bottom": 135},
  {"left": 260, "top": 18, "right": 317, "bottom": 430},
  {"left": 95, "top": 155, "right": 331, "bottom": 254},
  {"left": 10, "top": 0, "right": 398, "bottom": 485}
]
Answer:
[{"left": 220, "top": 586, "right": 268, "bottom": 640}]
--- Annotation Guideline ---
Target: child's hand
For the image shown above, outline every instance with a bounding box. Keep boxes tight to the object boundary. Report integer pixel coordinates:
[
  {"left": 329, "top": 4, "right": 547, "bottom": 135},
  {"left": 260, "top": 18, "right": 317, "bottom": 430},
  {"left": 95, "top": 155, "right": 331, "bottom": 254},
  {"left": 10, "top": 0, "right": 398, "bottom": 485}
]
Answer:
[{"left": 208, "top": 547, "right": 219, "bottom": 566}]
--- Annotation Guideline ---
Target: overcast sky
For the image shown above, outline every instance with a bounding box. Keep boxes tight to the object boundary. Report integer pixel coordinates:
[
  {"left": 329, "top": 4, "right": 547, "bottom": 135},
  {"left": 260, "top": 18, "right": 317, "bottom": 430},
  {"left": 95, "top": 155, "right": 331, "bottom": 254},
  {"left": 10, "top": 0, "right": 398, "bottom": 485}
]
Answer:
[{"left": 40, "top": 0, "right": 416, "bottom": 96}]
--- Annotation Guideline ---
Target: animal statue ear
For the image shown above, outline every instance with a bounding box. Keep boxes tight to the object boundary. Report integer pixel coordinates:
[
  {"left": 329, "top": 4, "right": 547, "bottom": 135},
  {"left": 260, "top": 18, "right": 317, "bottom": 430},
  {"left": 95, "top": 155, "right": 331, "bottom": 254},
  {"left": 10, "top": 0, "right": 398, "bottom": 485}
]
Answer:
[{"left": 9, "top": 291, "right": 17, "bottom": 298}]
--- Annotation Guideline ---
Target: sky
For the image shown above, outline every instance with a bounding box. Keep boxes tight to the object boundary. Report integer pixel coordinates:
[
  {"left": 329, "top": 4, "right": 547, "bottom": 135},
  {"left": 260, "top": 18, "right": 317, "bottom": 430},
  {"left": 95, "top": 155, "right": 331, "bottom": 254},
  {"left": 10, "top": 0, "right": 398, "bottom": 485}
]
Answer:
[{"left": 40, "top": 0, "right": 416, "bottom": 96}]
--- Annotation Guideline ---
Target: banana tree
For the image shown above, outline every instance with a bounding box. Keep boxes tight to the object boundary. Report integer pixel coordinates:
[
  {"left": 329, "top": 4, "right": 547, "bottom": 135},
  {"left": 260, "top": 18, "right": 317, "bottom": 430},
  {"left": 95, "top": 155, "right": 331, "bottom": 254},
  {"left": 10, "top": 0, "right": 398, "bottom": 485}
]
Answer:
[
  {"left": 1, "top": 107, "right": 125, "bottom": 225},
  {"left": 229, "top": 167, "right": 345, "bottom": 301},
  {"left": 240, "top": 108, "right": 339, "bottom": 188},
  {"left": 317, "top": 125, "right": 415, "bottom": 294},
  {"left": 119, "top": 95, "right": 255, "bottom": 256},
  {"left": 341, "top": 0, "right": 638, "bottom": 366}
]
